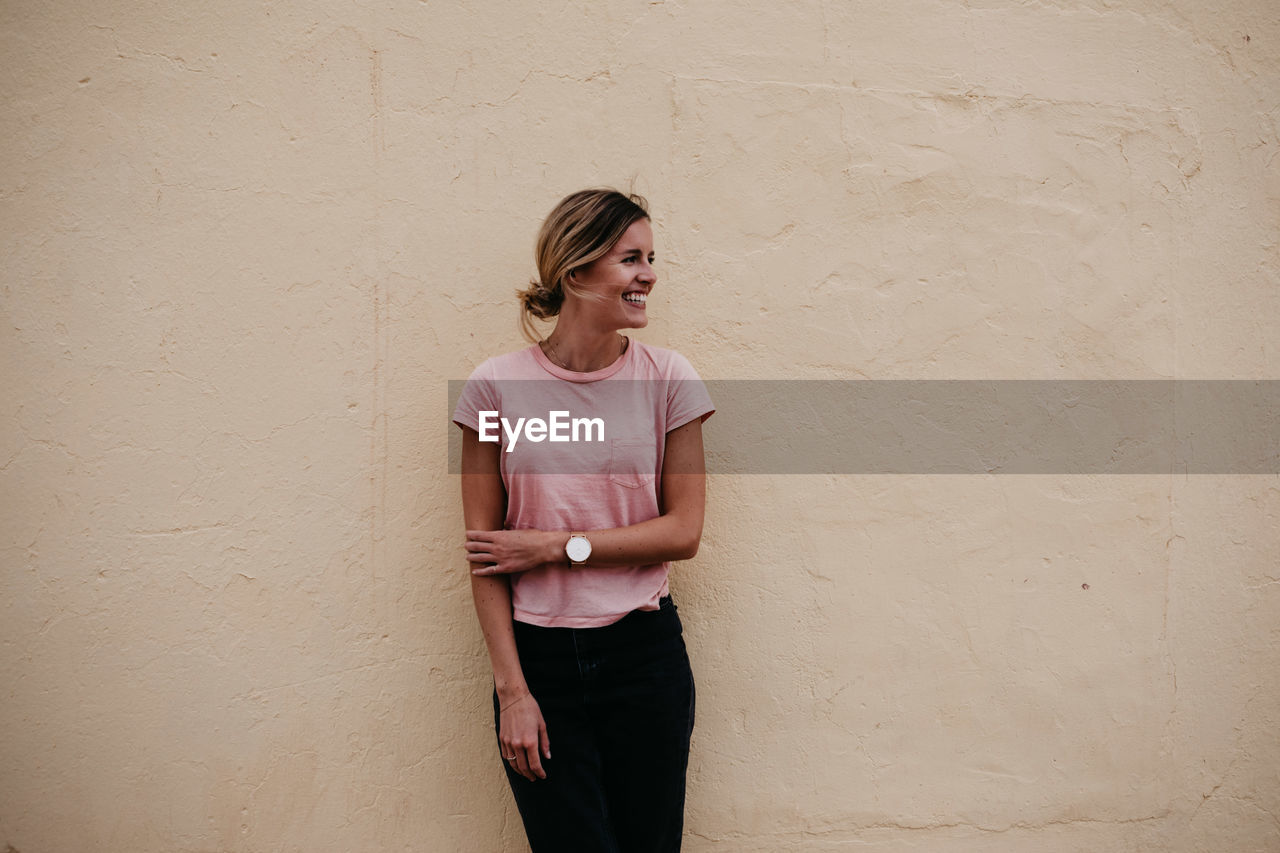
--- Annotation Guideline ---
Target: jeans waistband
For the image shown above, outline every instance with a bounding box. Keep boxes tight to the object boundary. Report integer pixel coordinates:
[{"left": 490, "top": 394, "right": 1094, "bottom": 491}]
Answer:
[{"left": 512, "top": 596, "right": 682, "bottom": 655}]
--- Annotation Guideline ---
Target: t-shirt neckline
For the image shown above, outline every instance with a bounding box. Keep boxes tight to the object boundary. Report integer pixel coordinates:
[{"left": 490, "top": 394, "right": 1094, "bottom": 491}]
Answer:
[{"left": 530, "top": 336, "right": 633, "bottom": 382}]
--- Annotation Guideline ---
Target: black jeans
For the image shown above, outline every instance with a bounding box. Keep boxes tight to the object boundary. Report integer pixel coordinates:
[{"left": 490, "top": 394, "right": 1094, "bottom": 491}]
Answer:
[{"left": 493, "top": 596, "right": 696, "bottom": 852}]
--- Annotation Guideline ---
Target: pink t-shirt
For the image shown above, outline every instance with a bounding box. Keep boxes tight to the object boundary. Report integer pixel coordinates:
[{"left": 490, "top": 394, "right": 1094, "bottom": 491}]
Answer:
[{"left": 453, "top": 339, "right": 714, "bottom": 627}]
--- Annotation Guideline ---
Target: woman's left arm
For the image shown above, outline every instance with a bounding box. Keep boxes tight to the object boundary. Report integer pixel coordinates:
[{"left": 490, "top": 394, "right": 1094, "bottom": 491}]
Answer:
[{"left": 466, "top": 418, "right": 706, "bottom": 574}]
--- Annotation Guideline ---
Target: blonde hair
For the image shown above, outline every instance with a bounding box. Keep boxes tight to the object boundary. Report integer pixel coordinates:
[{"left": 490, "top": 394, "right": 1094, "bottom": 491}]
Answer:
[{"left": 517, "top": 188, "right": 650, "bottom": 341}]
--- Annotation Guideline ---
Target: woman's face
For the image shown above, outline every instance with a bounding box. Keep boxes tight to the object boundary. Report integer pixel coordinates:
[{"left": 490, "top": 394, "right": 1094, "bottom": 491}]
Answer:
[{"left": 567, "top": 218, "right": 656, "bottom": 331}]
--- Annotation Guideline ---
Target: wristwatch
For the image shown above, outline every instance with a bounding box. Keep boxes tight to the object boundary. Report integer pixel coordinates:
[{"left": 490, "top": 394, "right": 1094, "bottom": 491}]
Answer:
[{"left": 565, "top": 533, "right": 592, "bottom": 567}]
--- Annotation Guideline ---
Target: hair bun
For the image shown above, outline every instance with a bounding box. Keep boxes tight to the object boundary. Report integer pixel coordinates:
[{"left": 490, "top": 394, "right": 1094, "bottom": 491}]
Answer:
[{"left": 518, "top": 278, "right": 563, "bottom": 320}]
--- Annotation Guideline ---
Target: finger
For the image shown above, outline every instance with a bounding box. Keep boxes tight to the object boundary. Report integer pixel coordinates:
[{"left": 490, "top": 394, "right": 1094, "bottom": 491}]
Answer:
[
  {"left": 514, "top": 748, "right": 534, "bottom": 781},
  {"left": 465, "top": 550, "right": 497, "bottom": 562},
  {"left": 466, "top": 530, "right": 495, "bottom": 541},
  {"left": 525, "top": 743, "right": 545, "bottom": 780},
  {"left": 472, "top": 563, "right": 515, "bottom": 576},
  {"left": 539, "top": 721, "right": 551, "bottom": 761}
]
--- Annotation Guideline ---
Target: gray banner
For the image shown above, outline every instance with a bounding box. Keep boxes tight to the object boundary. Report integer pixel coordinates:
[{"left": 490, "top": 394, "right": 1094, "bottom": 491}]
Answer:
[{"left": 448, "top": 380, "right": 1279, "bottom": 474}]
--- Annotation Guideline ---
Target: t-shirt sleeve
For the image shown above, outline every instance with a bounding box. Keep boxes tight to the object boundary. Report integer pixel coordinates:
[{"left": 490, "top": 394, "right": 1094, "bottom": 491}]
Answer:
[
  {"left": 452, "top": 360, "right": 496, "bottom": 433},
  {"left": 665, "top": 351, "right": 715, "bottom": 432}
]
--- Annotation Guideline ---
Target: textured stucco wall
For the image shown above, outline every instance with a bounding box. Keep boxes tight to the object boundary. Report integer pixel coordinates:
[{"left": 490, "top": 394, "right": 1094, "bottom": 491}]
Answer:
[{"left": 2, "top": 1, "right": 1277, "bottom": 851}]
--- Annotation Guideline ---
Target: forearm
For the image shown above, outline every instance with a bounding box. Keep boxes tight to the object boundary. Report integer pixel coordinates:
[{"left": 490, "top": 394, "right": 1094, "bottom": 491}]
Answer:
[
  {"left": 459, "top": 427, "right": 528, "bottom": 701},
  {"left": 469, "top": 574, "right": 529, "bottom": 702},
  {"left": 530, "top": 510, "right": 702, "bottom": 569}
]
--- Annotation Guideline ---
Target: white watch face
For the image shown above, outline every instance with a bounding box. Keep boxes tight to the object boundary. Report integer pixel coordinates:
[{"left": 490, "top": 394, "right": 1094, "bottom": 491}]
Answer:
[{"left": 566, "top": 536, "right": 592, "bottom": 563}]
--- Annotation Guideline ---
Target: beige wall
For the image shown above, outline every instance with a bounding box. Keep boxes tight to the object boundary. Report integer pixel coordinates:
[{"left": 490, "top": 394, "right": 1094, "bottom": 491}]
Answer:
[{"left": 2, "top": 1, "right": 1277, "bottom": 850}]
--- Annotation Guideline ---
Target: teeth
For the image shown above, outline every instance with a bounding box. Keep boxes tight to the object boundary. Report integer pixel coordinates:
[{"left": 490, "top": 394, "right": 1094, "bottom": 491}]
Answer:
[{"left": 623, "top": 293, "right": 647, "bottom": 304}]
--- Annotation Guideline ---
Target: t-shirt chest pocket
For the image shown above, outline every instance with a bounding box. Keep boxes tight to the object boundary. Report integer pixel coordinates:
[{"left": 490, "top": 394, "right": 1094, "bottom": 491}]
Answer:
[{"left": 608, "top": 438, "right": 657, "bottom": 489}]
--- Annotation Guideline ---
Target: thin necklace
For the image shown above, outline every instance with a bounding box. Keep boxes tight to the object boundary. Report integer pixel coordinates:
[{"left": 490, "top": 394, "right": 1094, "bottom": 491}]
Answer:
[{"left": 544, "top": 334, "right": 628, "bottom": 372}]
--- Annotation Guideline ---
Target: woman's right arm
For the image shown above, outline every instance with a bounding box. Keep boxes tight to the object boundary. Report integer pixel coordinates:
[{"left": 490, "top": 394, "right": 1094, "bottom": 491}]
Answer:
[{"left": 460, "top": 425, "right": 550, "bottom": 781}]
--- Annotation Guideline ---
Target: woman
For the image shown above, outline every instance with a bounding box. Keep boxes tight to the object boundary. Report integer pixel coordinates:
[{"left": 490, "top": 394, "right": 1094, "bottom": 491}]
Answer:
[{"left": 453, "top": 188, "right": 713, "bottom": 852}]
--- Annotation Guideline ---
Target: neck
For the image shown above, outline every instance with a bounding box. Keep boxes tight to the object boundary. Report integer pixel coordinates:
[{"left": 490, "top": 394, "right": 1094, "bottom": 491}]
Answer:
[{"left": 543, "top": 325, "right": 627, "bottom": 373}]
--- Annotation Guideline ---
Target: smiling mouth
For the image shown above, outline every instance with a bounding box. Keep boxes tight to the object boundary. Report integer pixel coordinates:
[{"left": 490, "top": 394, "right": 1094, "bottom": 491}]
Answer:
[{"left": 622, "top": 292, "right": 647, "bottom": 306}]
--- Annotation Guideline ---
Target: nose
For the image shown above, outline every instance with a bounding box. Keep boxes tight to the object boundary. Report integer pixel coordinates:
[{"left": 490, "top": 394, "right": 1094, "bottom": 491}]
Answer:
[{"left": 639, "top": 260, "right": 656, "bottom": 283}]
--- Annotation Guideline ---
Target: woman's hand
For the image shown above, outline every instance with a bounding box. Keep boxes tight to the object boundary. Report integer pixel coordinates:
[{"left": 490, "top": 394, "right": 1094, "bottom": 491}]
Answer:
[
  {"left": 467, "top": 529, "right": 560, "bottom": 576},
  {"left": 499, "top": 690, "right": 551, "bottom": 781}
]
